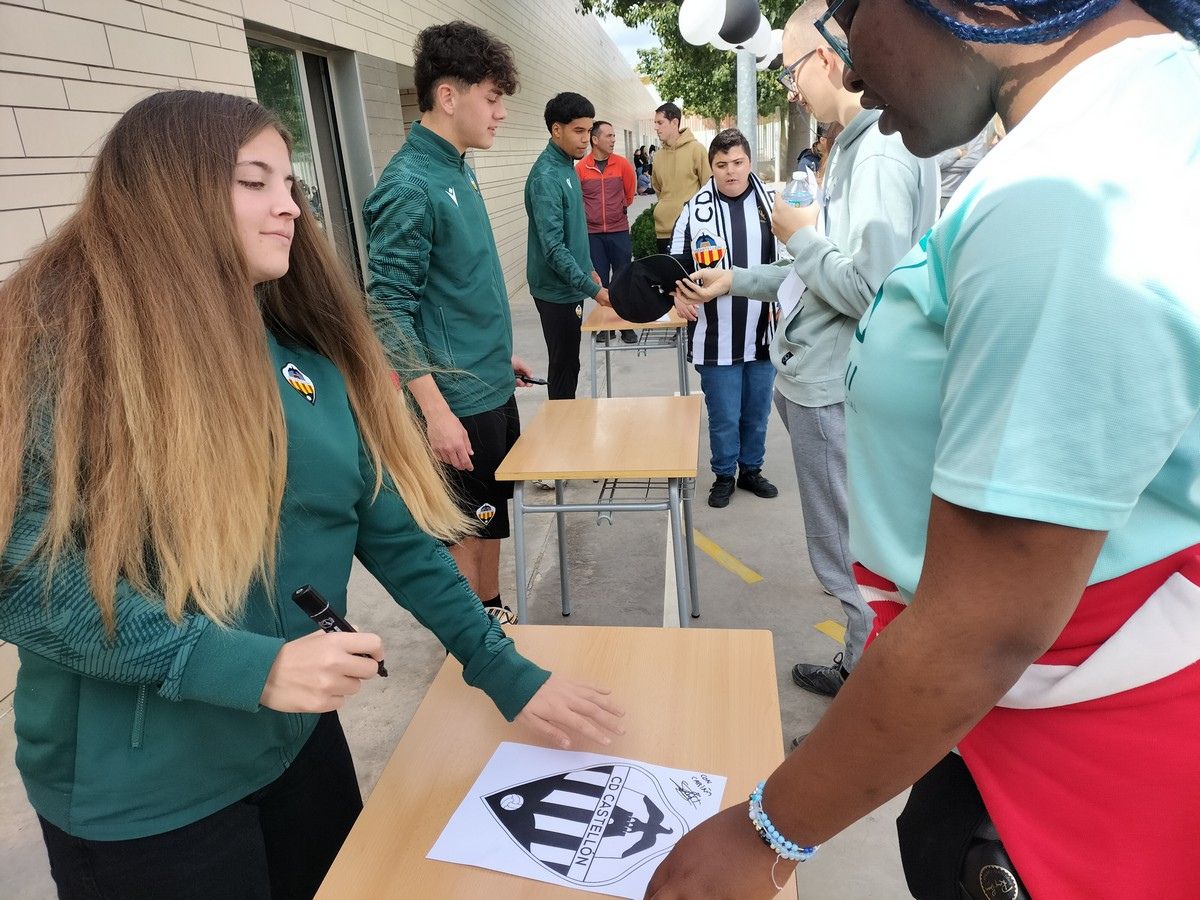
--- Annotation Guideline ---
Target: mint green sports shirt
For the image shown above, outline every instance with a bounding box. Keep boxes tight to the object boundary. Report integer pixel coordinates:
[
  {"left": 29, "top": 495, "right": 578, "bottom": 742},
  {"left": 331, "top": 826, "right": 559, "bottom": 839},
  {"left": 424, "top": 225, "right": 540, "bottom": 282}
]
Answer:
[{"left": 845, "top": 35, "right": 1200, "bottom": 596}]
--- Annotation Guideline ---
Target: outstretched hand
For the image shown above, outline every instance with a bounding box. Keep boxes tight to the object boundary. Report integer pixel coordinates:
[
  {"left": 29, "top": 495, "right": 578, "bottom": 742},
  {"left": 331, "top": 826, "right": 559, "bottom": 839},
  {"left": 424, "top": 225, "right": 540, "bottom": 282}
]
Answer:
[
  {"left": 644, "top": 802, "right": 792, "bottom": 899},
  {"left": 673, "top": 268, "right": 731, "bottom": 306},
  {"left": 516, "top": 673, "right": 626, "bottom": 749}
]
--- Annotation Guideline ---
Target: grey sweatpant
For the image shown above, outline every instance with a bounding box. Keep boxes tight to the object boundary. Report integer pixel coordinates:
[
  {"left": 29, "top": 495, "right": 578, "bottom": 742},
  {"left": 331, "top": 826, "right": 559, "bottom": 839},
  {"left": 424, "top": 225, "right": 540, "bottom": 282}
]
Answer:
[{"left": 773, "top": 391, "right": 873, "bottom": 669}]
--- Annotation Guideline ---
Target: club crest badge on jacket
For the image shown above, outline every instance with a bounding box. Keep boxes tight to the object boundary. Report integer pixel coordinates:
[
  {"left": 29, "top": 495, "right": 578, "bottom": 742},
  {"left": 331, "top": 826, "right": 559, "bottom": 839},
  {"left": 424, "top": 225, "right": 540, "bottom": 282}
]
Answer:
[{"left": 281, "top": 363, "right": 315, "bottom": 405}]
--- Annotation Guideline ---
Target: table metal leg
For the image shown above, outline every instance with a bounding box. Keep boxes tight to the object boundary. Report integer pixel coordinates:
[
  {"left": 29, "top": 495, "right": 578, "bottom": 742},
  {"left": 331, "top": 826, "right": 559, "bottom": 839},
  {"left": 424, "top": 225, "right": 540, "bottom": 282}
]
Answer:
[
  {"left": 513, "top": 481, "right": 528, "bottom": 623},
  {"left": 676, "top": 326, "right": 689, "bottom": 395},
  {"left": 604, "top": 344, "right": 613, "bottom": 398},
  {"left": 589, "top": 333, "right": 598, "bottom": 399},
  {"left": 668, "top": 478, "right": 692, "bottom": 628},
  {"left": 682, "top": 478, "right": 700, "bottom": 618},
  {"left": 555, "top": 480, "right": 571, "bottom": 616}
]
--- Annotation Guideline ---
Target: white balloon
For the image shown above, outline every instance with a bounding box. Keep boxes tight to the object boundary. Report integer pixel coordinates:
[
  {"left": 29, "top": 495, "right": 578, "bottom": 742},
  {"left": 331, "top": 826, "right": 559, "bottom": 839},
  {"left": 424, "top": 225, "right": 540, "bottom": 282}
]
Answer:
[
  {"left": 678, "top": 0, "right": 725, "bottom": 46},
  {"left": 770, "top": 28, "right": 785, "bottom": 58},
  {"left": 711, "top": 34, "right": 737, "bottom": 51},
  {"left": 741, "top": 15, "right": 773, "bottom": 57}
]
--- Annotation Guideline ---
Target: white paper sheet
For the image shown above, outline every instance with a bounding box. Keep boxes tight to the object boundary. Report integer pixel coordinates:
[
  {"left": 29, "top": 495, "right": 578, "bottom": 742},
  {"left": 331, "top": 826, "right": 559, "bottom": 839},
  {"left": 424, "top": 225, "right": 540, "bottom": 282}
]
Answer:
[
  {"left": 427, "top": 742, "right": 726, "bottom": 899},
  {"left": 777, "top": 268, "right": 806, "bottom": 320}
]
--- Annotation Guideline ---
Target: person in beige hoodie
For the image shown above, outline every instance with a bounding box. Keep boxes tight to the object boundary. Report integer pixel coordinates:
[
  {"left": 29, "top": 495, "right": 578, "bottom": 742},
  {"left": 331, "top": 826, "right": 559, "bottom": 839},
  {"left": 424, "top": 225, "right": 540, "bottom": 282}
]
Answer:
[{"left": 650, "top": 102, "right": 711, "bottom": 252}]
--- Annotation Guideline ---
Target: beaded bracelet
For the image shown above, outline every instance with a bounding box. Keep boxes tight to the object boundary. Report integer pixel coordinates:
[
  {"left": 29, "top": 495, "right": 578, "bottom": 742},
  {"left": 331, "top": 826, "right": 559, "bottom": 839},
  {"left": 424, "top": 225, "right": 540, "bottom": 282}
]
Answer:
[{"left": 748, "top": 780, "right": 819, "bottom": 868}]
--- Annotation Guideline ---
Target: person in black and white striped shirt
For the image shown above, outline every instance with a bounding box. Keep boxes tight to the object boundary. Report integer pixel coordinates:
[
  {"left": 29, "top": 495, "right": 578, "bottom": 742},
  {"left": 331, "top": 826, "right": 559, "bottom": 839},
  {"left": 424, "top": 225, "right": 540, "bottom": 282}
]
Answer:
[{"left": 671, "top": 129, "right": 781, "bottom": 509}]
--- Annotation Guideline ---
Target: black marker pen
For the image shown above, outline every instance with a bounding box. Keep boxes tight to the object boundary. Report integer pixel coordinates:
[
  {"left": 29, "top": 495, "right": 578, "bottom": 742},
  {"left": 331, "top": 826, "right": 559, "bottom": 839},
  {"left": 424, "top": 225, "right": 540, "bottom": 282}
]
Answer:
[
  {"left": 515, "top": 371, "right": 548, "bottom": 385},
  {"left": 291, "top": 584, "right": 388, "bottom": 677}
]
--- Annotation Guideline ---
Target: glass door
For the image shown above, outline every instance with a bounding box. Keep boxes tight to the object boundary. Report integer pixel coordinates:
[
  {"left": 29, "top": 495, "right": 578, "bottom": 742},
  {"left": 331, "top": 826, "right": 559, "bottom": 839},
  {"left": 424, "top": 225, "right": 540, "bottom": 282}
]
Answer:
[{"left": 248, "top": 38, "right": 361, "bottom": 280}]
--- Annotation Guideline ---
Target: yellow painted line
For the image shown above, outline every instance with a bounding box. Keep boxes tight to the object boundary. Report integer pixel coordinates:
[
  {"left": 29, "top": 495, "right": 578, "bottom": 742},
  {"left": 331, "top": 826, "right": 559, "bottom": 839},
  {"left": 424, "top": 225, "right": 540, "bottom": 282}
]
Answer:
[
  {"left": 814, "top": 620, "right": 846, "bottom": 645},
  {"left": 692, "top": 529, "right": 762, "bottom": 584}
]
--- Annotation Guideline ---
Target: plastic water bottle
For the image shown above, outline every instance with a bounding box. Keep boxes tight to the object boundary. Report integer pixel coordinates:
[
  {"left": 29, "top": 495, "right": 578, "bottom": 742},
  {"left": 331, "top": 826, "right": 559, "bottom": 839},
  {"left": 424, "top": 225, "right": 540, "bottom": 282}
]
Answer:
[{"left": 782, "top": 170, "right": 814, "bottom": 208}]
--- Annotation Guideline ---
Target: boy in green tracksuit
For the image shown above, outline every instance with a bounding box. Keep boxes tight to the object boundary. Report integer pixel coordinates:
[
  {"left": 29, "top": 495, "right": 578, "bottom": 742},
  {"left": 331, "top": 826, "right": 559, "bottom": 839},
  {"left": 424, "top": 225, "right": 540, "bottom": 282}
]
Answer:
[
  {"left": 524, "top": 92, "right": 608, "bottom": 400},
  {"left": 363, "top": 22, "right": 530, "bottom": 619}
]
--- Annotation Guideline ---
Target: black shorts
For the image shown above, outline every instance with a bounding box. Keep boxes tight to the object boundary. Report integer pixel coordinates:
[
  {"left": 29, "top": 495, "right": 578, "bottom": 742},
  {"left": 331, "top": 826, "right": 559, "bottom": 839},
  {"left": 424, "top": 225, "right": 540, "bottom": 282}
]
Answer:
[{"left": 446, "top": 394, "right": 520, "bottom": 539}]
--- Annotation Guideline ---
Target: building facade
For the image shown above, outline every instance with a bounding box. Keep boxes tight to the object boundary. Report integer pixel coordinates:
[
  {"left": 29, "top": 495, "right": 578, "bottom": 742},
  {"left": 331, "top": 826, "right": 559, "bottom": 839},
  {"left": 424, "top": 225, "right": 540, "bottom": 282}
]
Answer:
[{"left": 0, "top": 0, "right": 655, "bottom": 292}]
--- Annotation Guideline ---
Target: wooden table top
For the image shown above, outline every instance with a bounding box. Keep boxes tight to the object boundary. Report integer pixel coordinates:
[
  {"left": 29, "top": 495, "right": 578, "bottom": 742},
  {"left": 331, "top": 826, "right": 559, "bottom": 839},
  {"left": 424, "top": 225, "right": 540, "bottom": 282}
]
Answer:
[
  {"left": 582, "top": 305, "right": 686, "bottom": 332},
  {"left": 494, "top": 396, "right": 702, "bottom": 482},
  {"left": 316, "top": 625, "right": 792, "bottom": 899}
]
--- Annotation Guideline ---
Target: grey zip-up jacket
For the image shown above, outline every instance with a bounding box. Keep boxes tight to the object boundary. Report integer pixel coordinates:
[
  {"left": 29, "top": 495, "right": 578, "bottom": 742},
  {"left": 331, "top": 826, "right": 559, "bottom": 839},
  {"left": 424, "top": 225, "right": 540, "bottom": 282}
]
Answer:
[{"left": 732, "top": 109, "right": 938, "bottom": 407}]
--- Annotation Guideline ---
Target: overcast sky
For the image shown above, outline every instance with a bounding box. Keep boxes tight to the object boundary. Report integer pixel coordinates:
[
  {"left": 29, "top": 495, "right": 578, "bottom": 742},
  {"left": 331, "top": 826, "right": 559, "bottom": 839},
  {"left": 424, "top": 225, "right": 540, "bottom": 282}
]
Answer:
[{"left": 599, "top": 15, "right": 658, "bottom": 68}]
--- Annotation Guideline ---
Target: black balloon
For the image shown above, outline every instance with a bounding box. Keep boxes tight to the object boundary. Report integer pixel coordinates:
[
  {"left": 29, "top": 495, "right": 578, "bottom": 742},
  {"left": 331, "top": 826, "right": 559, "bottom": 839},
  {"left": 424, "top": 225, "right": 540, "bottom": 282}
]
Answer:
[{"left": 718, "top": 0, "right": 760, "bottom": 45}]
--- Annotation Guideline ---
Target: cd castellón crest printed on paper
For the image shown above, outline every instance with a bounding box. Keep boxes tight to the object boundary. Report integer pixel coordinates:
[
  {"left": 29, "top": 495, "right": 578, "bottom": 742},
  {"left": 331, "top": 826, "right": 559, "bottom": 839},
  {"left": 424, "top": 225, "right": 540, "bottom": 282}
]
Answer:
[{"left": 427, "top": 743, "right": 726, "bottom": 899}]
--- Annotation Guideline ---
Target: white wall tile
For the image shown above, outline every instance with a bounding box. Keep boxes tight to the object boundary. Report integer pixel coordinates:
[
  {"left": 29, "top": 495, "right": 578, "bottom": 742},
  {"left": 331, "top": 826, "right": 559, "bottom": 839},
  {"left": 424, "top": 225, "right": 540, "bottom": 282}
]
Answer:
[
  {"left": 0, "top": 171, "right": 86, "bottom": 210},
  {"left": 0, "top": 207, "right": 47, "bottom": 261},
  {"left": 13, "top": 108, "right": 120, "bottom": 157},
  {"left": 64, "top": 79, "right": 159, "bottom": 112},
  {"left": 0, "top": 107, "right": 24, "bottom": 156},
  {"left": 190, "top": 43, "right": 252, "bottom": 84},
  {"left": 142, "top": 6, "right": 222, "bottom": 44},
  {"left": 106, "top": 26, "right": 197, "bottom": 77},
  {"left": 0, "top": 72, "right": 68, "bottom": 109},
  {"left": 43, "top": 0, "right": 145, "bottom": 29},
  {"left": 0, "top": 6, "right": 112, "bottom": 66}
]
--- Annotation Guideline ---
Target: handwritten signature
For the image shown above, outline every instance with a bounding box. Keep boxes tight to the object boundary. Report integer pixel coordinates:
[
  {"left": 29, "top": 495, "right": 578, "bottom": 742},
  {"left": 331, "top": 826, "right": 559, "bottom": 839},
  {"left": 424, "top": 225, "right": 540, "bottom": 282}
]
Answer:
[{"left": 671, "top": 778, "right": 703, "bottom": 809}]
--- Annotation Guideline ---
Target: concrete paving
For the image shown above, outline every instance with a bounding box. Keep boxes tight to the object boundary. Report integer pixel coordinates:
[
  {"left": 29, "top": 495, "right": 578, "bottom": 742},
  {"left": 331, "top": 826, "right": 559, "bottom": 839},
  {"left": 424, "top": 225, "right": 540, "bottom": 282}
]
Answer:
[{"left": 0, "top": 195, "right": 910, "bottom": 898}]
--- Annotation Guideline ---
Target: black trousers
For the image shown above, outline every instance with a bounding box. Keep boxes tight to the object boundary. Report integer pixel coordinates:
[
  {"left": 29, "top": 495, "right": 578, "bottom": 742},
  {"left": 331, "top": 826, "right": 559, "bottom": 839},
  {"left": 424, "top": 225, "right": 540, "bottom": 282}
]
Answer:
[
  {"left": 534, "top": 297, "right": 583, "bottom": 400},
  {"left": 39, "top": 712, "right": 361, "bottom": 900}
]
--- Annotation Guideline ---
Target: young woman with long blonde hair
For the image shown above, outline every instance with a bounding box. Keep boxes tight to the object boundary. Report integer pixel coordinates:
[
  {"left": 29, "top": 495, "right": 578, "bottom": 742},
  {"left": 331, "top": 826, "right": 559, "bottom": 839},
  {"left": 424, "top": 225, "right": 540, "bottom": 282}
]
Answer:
[{"left": 0, "top": 89, "right": 623, "bottom": 899}]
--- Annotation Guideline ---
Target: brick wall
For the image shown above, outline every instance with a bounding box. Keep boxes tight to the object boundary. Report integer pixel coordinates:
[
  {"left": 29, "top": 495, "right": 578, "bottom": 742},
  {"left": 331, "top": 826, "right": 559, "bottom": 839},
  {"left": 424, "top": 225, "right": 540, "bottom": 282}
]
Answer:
[{"left": 0, "top": 0, "right": 655, "bottom": 295}]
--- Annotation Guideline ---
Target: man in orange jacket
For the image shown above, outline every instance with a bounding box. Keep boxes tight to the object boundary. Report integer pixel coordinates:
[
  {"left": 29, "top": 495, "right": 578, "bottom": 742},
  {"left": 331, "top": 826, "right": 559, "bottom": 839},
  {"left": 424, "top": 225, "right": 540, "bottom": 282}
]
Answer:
[{"left": 577, "top": 120, "right": 637, "bottom": 344}]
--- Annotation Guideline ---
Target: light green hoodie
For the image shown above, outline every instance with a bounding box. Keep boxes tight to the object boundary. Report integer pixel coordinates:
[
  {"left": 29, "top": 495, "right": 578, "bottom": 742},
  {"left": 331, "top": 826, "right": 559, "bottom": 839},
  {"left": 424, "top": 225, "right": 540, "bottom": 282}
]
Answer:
[{"left": 732, "top": 109, "right": 939, "bottom": 407}]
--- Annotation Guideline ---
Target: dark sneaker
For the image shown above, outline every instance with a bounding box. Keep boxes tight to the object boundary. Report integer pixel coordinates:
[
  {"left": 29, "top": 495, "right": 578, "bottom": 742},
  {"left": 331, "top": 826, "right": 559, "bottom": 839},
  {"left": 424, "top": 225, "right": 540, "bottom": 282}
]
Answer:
[
  {"left": 737, "top": 468, "right": 779, "bottom": 498},
  {"left": 789, "top": 733, "right": 809, "bottom": 750},
  {"left": 597, "top": 330, "right": 612, "bottom": 344},
  {"left": 708, "top": 474, "right": 735, "bottom": 508},
  {"left": 483, "top": 603, "right": 517, "bottom": 625},
  {"left": 620, "top": 329, "right": 638, "bottom": 344},
  {"left": 791, "top": 651, "right": 848, "bottom": 697}
]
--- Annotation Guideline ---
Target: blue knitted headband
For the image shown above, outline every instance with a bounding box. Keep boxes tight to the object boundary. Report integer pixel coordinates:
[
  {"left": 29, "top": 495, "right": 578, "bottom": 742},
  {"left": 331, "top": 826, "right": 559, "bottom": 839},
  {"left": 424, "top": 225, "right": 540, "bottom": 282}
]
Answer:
[{"left": 901, "top": 0, "right": 1199, "bottom": 44}]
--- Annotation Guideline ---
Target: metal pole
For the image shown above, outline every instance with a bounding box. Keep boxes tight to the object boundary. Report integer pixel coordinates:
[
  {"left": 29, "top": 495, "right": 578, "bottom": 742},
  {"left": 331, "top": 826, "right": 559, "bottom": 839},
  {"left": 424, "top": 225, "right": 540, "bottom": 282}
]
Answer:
[
  {"left": 736, "top": 49, "right": 758, "bottom": 160},
  {"left": 513, "top": 481, "right": 528, "bottom": 623},
  {"left": 555, "top": 480, "right": 570, "bottom": 616},
  {"left": 668, "top": 479, "right": 692, "bottom": 628}
]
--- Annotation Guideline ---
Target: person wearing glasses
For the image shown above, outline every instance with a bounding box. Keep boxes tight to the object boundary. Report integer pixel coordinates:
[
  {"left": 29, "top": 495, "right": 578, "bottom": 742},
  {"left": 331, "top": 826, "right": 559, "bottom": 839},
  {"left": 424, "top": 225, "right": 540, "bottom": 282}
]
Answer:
[
  {"left": 650, "top": 0, "right": 1200, "bottom": 896},
  {"left": 676, "top": 0, "right": 937, "bottom": 702}
]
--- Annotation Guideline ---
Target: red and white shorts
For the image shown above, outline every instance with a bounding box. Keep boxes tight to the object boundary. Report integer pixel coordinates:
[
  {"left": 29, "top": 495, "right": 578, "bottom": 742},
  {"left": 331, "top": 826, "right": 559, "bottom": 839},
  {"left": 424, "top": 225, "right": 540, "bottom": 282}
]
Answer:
[{"left": 857, "top": 546, "right": 1200, "bottom": 898}]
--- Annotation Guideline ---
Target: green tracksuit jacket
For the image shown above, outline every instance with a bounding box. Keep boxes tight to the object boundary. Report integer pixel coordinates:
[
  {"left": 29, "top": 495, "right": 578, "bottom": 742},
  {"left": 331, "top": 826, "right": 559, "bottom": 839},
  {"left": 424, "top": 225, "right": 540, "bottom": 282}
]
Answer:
[
  {"left": 524, "top": 141, "right": 602, "bottom": 304},
  {"left": 363, "top": 123, "right": 515, "bottom": 417},
  {"left": 0, "top": 329, "right": 549, "bottom": 840}
]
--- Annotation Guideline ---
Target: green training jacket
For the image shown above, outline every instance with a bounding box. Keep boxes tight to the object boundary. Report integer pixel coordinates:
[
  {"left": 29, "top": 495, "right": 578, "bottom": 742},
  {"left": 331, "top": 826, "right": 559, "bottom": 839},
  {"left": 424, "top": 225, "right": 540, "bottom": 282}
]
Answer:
[
  {"left": 363, "top": 123, "right": 515, "bottom": 417},
  {"left": 0, "top": 329, "right": 549, "bottom": 841},
  {"left": 524, "top": 141, "right": 602, "bottom": 304}
]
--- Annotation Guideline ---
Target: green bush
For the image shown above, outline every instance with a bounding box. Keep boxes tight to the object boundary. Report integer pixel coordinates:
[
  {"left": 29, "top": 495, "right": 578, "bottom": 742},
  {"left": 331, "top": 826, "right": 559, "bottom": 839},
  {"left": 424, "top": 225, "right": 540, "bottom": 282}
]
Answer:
[{"left": 631, "top": 203, "right": 658, "bottom": 259}]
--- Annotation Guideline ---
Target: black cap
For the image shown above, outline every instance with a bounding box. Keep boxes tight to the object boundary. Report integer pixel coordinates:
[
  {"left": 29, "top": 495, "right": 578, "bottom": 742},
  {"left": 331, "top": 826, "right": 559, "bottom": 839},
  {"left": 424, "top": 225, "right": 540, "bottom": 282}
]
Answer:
[{"left": 608, "top": 254, "right": 696, "bottom": 323}]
